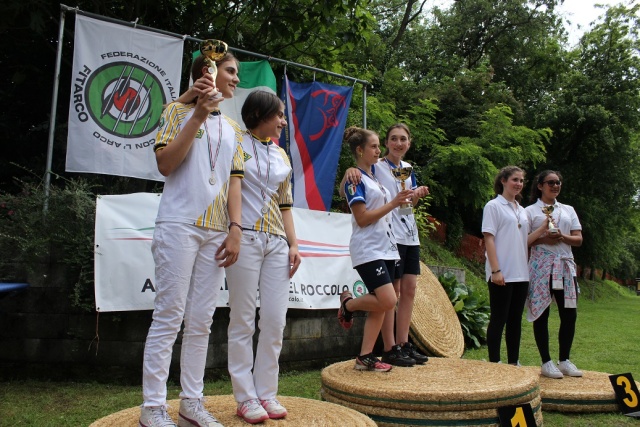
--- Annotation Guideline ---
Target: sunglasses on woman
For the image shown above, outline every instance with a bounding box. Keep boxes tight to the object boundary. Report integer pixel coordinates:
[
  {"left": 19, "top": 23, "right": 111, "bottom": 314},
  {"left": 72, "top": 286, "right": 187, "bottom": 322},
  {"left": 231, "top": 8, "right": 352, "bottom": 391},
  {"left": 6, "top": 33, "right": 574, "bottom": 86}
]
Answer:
[{"left": 543, "top": 180, "right": 562, "bottom": 186}]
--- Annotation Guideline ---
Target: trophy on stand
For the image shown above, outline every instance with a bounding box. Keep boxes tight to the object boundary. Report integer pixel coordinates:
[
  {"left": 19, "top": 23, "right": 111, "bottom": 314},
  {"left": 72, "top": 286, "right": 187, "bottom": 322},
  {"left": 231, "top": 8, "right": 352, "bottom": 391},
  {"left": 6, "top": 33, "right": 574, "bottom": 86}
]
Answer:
[
  {"left": 199, "top": 39, "right": 228, "bottom": 98},
  {"left": 391, "top": 166, "right": 414, "bottom": 216},
  {"left": 541, "top": 205, "right": 559, "bottom": 234}
]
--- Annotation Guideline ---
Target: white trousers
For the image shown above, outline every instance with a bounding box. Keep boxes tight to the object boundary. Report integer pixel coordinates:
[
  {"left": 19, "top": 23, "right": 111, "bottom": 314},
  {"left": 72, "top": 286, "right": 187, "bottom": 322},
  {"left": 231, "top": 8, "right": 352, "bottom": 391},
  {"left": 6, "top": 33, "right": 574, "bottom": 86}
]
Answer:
[
  {"left": 142, "top": 222, "right": 225, "bottom": 407},
  {"left": 226, "top": 230, "right": 290, "bottom": 403}
]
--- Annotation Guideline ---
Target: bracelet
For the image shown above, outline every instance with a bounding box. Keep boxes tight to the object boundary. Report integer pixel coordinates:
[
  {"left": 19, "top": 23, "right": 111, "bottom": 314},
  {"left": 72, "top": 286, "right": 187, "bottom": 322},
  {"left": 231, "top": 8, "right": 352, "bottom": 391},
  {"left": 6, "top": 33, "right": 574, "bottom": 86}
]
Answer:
[
  {"left": 491, "top": 269, "right": 501, "bottom": 274},
  {"left": 229, "top": 221, "right": 243, "bottom": 232}
]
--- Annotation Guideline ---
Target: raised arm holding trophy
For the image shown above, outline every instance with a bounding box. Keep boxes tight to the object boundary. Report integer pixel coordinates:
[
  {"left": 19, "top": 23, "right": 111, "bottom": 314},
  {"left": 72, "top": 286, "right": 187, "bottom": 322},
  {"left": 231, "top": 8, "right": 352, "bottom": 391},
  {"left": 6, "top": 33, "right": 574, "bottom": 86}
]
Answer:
[{"left": 140, "top": 43, "right": 243, "bottom": 427}]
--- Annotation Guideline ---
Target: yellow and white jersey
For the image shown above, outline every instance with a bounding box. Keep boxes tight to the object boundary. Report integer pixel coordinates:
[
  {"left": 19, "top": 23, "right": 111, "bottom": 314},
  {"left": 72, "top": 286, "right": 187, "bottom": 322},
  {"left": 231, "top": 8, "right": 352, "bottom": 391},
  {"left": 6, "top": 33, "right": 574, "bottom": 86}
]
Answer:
[
  {"left": 240, "top": 132, "right": 293, "bottom": 237},
  {"left": 154, "top": 102, "right": 244, "bottom": 232}
]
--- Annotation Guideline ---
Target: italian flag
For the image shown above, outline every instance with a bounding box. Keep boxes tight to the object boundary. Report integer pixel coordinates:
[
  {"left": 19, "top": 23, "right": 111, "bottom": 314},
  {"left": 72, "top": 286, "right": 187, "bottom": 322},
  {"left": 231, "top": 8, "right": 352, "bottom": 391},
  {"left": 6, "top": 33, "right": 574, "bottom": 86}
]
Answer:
[
  {"left": 220, "top": 60, "right": 277, "bottom": 127},
  {"left": 191, "top": 52, "right": 277, "bottom": 127}
]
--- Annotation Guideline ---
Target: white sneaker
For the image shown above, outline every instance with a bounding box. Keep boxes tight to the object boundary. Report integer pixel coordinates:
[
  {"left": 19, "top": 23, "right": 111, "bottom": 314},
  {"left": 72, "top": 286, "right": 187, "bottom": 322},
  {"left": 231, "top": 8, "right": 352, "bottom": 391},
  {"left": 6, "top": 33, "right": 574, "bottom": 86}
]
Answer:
[
  {"left": 541, "top": 360, "right": 564, "bottom": 379},
  {"left": 139, "top": 405, "right": 177, "bottom": 427},
  {"left": 178, "top": 398, "right": 223, "bottom": 427},
  {"left": 260, "top": 398, "right": 287, "bottom": 419},
  {"left": 558, "top": 359, "right": 583, "bottom": 377},
  {"left": 236, "top": 399, "right": 269, "bottom": 424}
]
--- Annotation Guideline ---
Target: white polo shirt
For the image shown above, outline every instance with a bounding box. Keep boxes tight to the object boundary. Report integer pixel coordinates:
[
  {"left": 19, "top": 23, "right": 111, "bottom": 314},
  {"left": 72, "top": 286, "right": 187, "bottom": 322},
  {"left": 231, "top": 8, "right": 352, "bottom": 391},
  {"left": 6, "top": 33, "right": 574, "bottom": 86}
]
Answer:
[
  {"left": 238, "top": 133, "right": 293, "bottom": 237},
  {"left": 154, "top": 103, "right": 244, "bottom": 232},
  {"left": 345, "top": 165, "right": 400, "bottom": 268},
  {"left": 481, "top": 195, "right": 529, "bottom": 282},
  {"left": 525, "top": 199, "right": 581, "bottom": 257},
  {"left": 376, "top": 158, "right": 420, "bottom": 246}
]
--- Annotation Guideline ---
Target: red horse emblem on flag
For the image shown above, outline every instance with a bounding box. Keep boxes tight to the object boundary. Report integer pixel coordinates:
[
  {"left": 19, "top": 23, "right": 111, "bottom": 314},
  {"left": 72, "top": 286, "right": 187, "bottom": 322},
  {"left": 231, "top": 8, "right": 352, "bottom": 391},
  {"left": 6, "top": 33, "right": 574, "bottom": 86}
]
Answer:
[{"left": 309, "top": 90, "right": 348, "bottom": 141}]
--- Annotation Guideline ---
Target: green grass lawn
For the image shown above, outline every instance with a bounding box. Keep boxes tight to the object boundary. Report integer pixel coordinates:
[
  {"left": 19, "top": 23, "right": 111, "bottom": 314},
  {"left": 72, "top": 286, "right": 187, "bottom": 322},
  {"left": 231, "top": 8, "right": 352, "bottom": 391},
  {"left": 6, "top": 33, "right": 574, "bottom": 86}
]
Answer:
[{"left": 1, "top": 281, "right": 639, "bottom": 426}]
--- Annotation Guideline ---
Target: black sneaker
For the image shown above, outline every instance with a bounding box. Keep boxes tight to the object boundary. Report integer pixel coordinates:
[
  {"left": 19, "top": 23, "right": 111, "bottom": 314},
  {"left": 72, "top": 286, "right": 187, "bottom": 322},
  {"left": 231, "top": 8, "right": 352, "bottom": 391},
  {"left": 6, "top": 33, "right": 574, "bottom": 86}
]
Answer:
[
  {"left": 381, "top": 345, "right": 416, "bottom": 367},
  {"left": 401, "top": 342, "right": 428, "bottom": 364}
]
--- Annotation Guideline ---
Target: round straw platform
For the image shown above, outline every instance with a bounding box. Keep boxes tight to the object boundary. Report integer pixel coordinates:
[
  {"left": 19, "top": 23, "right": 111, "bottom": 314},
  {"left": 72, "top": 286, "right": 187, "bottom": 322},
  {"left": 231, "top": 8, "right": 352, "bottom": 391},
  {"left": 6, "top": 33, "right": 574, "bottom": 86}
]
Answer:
[
  {"left": 409, "top": 262, "right": 465, "bottom": 358},
  {"left": 323, "top": 393, "right": 542, "bottom": 427},
  {"left": 90, "top": 395, "right": 376, "bottom": 427},
  {"left": 523, "top": 366, "right": 639, "bottom": 413},
  {"left": 321, "top": 358, "right": 542, "bottom": 426}
]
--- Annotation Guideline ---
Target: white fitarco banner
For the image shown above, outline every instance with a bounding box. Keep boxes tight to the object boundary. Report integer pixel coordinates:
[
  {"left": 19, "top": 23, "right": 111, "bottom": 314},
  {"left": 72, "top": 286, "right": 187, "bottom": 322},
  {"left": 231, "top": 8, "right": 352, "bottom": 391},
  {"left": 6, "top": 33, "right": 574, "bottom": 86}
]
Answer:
[
  {"left": 94, "top": 193, "right": 364, "bottom": 312},
  {"left": 66, "top": 15, "right": 183, "bottom": 181}
]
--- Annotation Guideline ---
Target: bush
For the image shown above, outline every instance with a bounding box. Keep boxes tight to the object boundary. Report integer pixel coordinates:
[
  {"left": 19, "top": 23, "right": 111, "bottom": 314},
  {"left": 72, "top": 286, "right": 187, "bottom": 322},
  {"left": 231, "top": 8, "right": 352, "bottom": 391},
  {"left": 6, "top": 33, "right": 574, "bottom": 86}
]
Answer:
[
  {"left": 438, "top": 272, "right": 490, "bottom": 349},
  {"left": 0, "top": 176, "right": 96, "bottom": 311}
]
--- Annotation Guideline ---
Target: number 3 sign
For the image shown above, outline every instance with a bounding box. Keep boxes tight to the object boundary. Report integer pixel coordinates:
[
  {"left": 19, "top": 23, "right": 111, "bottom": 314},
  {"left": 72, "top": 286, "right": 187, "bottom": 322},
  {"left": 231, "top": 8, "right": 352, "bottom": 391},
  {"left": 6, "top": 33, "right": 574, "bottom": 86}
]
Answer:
[{"left": 609, "top": 373, "right": 640, "bottom": 417}]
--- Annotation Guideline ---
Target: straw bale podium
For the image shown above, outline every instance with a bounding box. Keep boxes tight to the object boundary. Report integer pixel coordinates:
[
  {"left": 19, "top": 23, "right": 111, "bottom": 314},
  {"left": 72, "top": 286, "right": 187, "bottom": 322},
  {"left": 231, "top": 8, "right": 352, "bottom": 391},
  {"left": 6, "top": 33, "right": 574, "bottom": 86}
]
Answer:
[
  {"left": 522, "top": 366, "right": 629, "bottom": 413},
  {"left": 321, "top": 358, "right": 542, "bottom": 426},
  {"left": 90, "top": 395, "right": 377, "bottom": 426},
  {"left": 320, "top": 264, "right": 544, "bottom": 426}
]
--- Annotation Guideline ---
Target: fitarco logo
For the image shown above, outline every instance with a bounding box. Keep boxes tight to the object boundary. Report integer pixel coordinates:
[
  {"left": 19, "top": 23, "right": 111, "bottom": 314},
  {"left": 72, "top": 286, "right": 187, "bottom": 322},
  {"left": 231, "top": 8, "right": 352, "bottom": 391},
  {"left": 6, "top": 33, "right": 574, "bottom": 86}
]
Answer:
[
  {"left": 352, "top": 280, "right": 368, "bottom": 297},
  {"left": 84, "top": 61, "right": 166, "bottom": 138}
]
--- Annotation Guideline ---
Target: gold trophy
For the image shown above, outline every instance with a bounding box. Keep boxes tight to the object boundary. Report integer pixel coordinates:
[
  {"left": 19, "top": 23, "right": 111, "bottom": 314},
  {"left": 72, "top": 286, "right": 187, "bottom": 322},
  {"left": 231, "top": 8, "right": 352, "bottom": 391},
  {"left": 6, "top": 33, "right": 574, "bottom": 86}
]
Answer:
[
  {"left": 541, "top": 205, "right": 559, "bottom": 234},
  {"left": 199, "top": 39, "right": 228, "bottom": 98},
  {"left": 391, "top": 166, "right": 414, "bottom": 216}
]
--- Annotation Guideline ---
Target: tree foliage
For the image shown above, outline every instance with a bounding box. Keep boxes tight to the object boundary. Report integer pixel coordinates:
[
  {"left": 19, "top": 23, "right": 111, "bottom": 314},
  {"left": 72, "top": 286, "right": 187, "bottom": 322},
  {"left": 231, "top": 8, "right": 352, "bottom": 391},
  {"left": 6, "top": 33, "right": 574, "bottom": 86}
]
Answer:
[{"left": 533, "top": 4, "right": 640, "bottom": 273}]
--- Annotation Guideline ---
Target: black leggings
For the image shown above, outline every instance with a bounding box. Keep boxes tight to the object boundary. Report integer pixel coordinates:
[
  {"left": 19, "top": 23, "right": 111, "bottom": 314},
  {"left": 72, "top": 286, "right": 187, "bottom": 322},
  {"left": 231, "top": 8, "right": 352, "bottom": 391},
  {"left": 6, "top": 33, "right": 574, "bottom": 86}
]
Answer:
[
  {"left": 487, "top": 281, "right": 529, "bottom": 364},
  {"left": 533, "top": 278, "right": 577, "bottom": 363}
]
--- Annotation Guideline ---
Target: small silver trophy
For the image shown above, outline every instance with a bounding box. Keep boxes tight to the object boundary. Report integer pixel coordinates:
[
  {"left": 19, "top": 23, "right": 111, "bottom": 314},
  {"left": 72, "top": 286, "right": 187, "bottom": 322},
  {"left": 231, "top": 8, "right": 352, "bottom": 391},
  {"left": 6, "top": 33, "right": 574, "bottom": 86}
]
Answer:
[{"left": 391, "top": 166, "right": 413, "bottom": 216}]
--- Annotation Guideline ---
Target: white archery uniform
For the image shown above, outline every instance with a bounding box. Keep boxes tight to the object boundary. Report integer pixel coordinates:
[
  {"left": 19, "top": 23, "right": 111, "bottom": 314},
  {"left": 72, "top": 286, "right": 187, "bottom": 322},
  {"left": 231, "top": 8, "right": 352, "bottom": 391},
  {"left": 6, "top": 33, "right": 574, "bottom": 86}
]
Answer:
[
  {"left": 143, "top": 104, "right": 244, "bottom": 407},
  {"left": 226, "top": 133, "right": 293, "bottom": 403}
]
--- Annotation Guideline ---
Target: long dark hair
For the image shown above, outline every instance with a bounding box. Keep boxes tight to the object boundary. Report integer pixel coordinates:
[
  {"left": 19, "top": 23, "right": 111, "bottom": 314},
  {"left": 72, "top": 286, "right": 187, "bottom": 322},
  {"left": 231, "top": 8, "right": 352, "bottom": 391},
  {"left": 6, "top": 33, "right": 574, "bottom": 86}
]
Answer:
[
  {"left": 493, "top": 166, "right": 524, "bottom": 203},
  {"left": 529, "top": 170, "right": 563, "bottom": 204}
]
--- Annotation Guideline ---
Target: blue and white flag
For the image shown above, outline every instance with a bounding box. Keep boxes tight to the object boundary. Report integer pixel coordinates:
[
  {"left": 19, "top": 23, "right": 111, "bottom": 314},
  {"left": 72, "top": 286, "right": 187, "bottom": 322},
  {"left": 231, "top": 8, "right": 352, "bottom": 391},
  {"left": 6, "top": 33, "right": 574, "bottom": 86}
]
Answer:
[{"left": 281, "top": 76, "right": 353, "bottom": 211}]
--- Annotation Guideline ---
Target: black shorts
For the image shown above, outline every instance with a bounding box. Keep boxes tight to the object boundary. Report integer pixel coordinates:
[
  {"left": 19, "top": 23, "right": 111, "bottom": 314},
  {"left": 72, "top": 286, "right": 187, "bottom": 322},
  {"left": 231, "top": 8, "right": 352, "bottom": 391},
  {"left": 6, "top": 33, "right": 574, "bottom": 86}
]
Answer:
[
  {"left": 394, "top": 244, "right": 421, "bottom": 277},
  {"left": 355, "top": 259, "right": 396, "bottom": 293}
]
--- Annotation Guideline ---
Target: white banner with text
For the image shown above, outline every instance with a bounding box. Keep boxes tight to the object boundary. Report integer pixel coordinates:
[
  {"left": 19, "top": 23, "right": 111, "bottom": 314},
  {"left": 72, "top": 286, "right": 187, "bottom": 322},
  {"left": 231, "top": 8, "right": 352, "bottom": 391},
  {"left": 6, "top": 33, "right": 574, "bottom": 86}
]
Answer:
[{"left": 94, "top": 193, "right": 363, "bottom": 312}]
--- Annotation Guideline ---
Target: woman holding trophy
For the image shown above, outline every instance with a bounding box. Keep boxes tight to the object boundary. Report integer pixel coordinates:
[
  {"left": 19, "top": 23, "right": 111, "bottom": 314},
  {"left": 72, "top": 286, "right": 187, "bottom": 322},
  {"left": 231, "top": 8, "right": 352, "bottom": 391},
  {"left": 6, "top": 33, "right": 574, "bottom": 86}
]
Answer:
[
  {"left": 338, "top": 126, "right": 414, "bottom": 372},
  {"left": 339, "top": 124, "right": 428, "bottom": 369},
  {"left": 525, "top": 170, "right": 583, "bottom": 379},
  {"left": 140, "top": 42, "right": 242, "bottom": 427}
]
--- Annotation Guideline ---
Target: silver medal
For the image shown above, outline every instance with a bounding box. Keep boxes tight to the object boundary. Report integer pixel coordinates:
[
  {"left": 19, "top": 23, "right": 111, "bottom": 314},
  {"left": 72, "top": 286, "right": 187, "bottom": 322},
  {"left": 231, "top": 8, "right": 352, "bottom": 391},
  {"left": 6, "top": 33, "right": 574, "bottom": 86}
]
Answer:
[
  {"left": 209, "top": 175, "right": 216, "bottom": 185},
  {"left": 261, "top": 205, "right": 269, "bottom": 215}
]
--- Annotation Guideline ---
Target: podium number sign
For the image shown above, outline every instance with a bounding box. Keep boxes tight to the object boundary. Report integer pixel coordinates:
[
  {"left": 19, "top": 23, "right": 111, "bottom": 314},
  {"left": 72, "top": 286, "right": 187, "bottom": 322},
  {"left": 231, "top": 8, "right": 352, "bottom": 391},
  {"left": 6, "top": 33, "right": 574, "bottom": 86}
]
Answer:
[
  {"left": 497, "top": 403, "right": 536, "bottom": 427},
  {"left": 609, "top": 373, "right": 640, "bottom": 413}
]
